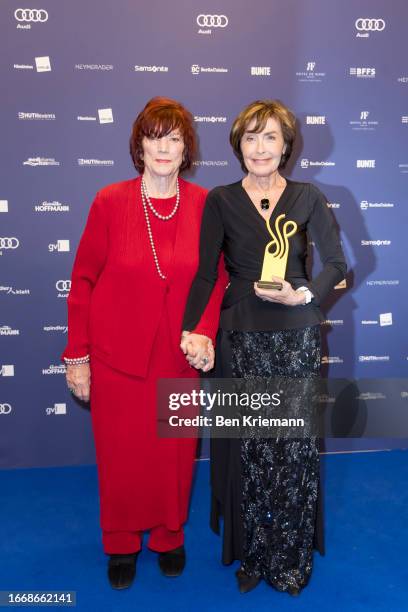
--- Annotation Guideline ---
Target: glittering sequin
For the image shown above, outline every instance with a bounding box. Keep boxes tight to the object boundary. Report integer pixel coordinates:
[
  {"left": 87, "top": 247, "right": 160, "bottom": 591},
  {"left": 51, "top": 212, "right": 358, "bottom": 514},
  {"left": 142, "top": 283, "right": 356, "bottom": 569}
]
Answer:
[{"left": 228, "top": 326, "right": 321, "bottom": 594}]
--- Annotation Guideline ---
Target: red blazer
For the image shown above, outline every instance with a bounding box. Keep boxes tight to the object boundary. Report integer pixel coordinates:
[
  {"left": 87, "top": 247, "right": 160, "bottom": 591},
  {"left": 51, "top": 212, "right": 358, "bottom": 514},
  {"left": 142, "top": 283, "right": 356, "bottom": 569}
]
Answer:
[{"left": 62, "top": 176, "right": 227, "bottom": 377}]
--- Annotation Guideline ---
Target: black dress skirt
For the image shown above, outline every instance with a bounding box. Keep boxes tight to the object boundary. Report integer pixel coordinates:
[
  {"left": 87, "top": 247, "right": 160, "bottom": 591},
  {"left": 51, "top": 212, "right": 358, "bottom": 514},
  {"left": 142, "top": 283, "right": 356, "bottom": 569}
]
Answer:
[{"left": 209, "top": 325, "right": 324, "bottom": 594}]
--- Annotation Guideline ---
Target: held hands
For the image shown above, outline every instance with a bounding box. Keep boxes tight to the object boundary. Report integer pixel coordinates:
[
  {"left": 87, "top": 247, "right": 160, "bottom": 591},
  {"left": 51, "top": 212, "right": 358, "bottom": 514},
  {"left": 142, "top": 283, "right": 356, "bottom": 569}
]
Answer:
[
  {"left": 254, "top": 276, "right": 306, "bottom": 306},
  {"left": 180, "top": 332, "right": 215, "bottom": 373},
  {"left": 66, "top": 363, "right": 91, "bottom": 402}
]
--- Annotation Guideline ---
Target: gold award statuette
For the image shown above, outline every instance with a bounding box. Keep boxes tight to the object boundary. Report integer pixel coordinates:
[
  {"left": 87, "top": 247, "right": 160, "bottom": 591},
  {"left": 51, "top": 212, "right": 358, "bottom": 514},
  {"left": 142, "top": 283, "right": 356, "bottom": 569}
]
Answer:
[{"left": 257, "top": 213, "right": 298, "bottom": 290}]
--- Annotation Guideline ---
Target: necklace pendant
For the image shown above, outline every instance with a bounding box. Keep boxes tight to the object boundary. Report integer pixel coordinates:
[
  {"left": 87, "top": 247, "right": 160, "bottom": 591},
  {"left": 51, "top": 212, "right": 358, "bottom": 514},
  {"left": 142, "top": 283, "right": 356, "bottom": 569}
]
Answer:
[{"left": 260, "top": 198, "right": 270, "bottom": 210}]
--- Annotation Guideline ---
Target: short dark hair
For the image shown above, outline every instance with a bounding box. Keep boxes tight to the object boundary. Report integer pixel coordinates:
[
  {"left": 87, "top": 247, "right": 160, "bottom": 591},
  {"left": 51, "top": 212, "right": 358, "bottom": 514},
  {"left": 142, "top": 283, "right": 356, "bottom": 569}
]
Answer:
[
  {"left": 229, "top": 99, "right": 296, "bottom": 172},
  {"left": 129, "top": 96, "right": 197, "bottom": 173}
]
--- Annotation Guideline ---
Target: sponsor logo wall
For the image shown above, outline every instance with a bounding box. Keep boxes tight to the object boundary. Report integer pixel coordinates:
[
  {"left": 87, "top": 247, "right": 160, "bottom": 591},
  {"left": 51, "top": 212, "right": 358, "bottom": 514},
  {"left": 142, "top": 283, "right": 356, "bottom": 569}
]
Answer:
[{"left": 1, "top": 0, "right": 407, "bottom": 467}]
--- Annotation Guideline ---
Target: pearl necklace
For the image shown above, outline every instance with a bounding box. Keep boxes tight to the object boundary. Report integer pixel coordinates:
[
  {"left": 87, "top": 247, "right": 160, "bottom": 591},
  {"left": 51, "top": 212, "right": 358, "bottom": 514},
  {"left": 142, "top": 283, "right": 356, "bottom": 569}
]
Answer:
[
  {"left": 141, "top": 177, "right": 180, "bottom": 219},
  {"left": 140, "top": 178, "right": 180, "bottom": 280}
]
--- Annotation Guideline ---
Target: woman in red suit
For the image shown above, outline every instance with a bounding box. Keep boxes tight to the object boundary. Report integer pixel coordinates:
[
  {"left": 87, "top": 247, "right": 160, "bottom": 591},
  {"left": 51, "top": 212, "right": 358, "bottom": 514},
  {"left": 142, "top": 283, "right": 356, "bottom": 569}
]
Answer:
[{"left": 62, "top": 97, "right": 227, "bottom": 589}]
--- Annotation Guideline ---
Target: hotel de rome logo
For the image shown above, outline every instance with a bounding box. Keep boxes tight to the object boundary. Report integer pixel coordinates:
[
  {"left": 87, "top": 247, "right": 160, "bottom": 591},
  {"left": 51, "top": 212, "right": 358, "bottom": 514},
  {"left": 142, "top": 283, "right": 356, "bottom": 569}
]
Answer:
[
  {"left": 296, "top": 62, "right": 326, "bottom": 83},
  {"left": 355, "top": 18, "right": 385, "bottom": 38},
  {"left": 196, "top": 14, "right": 228, "bottom": 35},
  {"left": 14, "top": 8, "right": 48, "bottom": 29},
  {"left": 349, "top": 111, "right": 379, "bottom": 131}
]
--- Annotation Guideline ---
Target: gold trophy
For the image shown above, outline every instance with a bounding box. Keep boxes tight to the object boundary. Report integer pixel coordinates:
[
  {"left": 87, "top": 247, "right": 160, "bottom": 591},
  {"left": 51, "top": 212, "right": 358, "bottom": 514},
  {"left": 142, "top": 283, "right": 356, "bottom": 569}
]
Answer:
[{"left": 256, "top": 213, "right": 298, "bottom": 290}]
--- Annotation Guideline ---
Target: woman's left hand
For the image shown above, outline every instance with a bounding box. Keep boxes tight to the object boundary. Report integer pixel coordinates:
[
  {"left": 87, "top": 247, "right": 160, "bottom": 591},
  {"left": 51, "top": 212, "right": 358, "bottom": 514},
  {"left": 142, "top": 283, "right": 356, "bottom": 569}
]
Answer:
[{"left": 254, "top": 276, "right": 305, "bottom": 306}]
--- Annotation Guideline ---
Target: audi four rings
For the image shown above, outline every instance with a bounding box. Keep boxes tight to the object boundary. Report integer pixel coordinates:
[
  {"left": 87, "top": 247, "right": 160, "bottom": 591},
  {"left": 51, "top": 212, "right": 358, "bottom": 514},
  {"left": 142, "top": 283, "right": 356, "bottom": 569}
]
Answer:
[
  {"left": 197, "top": 14, "right": 228, "bottom": 27},
  {"left": 14, "top": 9, "right": 48, "bottom": 22},
  {"left": 0, "top": 238, "right": 19, "bottom": 249},
  {"left": 56, "top": 280, "right": 71, "bottom": 292},
  {"left": 0, "top": 404, "right": 12, "bottom": 415},
  {"left": 355, "top": 18, "right": 385, "bottom": 31}
]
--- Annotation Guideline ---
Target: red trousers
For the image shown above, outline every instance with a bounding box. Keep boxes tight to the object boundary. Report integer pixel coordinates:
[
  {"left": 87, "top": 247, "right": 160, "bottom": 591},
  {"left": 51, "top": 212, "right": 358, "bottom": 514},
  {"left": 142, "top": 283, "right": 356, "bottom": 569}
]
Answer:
[{"left": 90, "top": 308, "right": 198, "bottom": 554}]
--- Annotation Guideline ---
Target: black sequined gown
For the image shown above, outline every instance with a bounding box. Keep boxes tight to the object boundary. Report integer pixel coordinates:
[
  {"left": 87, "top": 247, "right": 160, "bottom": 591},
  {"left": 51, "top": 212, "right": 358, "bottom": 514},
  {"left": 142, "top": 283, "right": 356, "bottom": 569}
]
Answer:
[
  {"left": 182, "top": 180, "right": 346, "bottom": 593},
  {"left": 210, "top": 325, "right": 323, "bottom": 594}
]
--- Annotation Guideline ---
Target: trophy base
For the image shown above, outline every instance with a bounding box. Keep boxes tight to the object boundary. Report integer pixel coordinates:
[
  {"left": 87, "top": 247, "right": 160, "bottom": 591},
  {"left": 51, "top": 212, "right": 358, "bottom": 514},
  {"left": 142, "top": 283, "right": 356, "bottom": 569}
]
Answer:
[{"left": 256, "top": 280, "right": 283, "bottom": 290}]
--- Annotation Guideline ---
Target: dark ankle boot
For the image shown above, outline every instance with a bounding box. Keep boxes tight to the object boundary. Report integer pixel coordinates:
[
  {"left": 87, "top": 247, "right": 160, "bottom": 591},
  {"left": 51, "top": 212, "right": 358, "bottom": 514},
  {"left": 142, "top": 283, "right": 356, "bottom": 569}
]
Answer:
[
  {"left": 108, "top": 552, "right": 139, "bottom": 589},
  {"left": 235, "top": 567, "right": 261, "bottom": 594},
  {"left": 158, "top": 545, "right": 186, "bottom": 577}
]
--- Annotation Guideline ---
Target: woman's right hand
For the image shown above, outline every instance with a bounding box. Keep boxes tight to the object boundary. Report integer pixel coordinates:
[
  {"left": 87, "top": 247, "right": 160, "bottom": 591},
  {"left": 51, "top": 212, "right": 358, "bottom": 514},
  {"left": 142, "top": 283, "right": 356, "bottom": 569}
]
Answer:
[
  {"left": 66, "top": 363, "right": 91, "bottom": 402},
  {"left": 180, "top": 333, "right": 215, "bottom": 372}
]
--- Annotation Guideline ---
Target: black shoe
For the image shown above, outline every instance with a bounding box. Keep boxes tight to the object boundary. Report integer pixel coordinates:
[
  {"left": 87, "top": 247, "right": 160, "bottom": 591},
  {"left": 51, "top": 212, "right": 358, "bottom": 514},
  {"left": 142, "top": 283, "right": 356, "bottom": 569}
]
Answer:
[
  {"left": 108, "top": 552, "right": 138, "bottom": 589},
  {"left": 235, "top": 568, "right": 261, "bottom": 594},
  {"left": 158, "top": 545, "right": 186, "bottom": 577},
  {"left": 287, "top": 584, "right": 301, "bottom": 597}
]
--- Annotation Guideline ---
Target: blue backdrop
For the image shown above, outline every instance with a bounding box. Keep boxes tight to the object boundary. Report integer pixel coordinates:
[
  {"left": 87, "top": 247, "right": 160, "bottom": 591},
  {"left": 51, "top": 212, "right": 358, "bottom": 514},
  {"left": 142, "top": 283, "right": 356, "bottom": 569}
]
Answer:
[{"left": 1, "top": 0, "right": 407, "bottom": 468}]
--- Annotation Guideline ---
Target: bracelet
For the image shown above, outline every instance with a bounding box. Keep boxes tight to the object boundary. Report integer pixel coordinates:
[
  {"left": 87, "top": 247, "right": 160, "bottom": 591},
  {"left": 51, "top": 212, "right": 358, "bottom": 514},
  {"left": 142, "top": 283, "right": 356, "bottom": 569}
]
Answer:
[
  {"left": 296, "top": 286, "right": 313, "bottom": 305},
  {"left": 64, "top": 354, "right": 90, "bottom": 365}
]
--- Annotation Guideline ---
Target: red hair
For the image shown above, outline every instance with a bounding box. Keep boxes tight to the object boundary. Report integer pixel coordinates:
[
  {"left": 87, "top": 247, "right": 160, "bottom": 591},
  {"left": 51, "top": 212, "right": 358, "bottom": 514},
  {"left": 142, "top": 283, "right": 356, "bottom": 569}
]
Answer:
[{"left": 129, "top": 97, "right": 197, "bottom": 173}]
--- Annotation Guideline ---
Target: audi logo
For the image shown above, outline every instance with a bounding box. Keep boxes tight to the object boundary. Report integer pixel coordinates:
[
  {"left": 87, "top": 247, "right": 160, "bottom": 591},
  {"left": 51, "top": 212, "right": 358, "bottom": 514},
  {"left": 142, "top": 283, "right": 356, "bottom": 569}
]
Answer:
[
  {"left": 0, "top": 404, "right": 12, "bottom": 415},
  {"left": 197, "top": 14, "right": 228, "bottom": 28},
  {"left": 0, "top": 238, "right": 19, "bottom": 249},
  {"left": 355, "top": 18, "right": 385, "bottom": 31},
  {"left": 14, "top": 8, "right": 48, "bottom": 22},
  {"left": 56, "top": 280, "right": 71, "bottom": 292}
]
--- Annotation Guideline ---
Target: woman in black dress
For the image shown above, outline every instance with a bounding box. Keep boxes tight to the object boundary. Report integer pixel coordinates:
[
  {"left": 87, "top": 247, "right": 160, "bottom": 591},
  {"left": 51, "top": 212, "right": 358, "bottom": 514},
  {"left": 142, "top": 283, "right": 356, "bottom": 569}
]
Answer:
[{"left": 182, "top": 100, "right": 346, "bottom": 595}]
